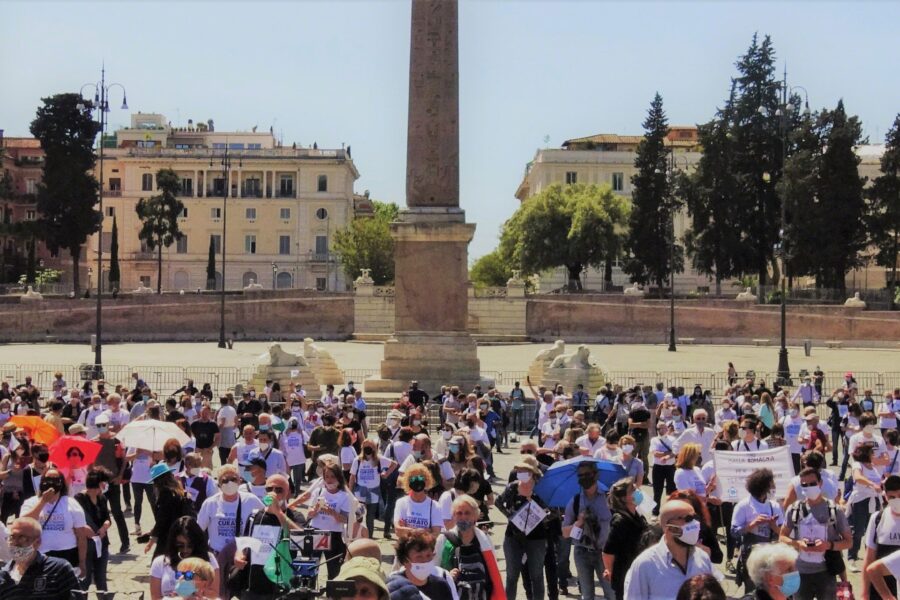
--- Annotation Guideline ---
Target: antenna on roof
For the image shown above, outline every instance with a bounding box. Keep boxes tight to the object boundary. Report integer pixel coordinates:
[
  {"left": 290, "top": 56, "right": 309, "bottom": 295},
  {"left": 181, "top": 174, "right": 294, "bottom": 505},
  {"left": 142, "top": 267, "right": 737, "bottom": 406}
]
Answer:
[{"left": 543, "top": 135, "right": 550, "bottom": 147}]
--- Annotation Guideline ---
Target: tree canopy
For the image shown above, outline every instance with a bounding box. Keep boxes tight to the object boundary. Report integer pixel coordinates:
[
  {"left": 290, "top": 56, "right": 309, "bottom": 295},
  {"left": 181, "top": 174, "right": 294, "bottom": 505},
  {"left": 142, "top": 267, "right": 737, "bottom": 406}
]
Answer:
[
  {"left": 135, "top": 168, "right": 185, "bottom": 293},
  {"left": 868, "top": 114, "right": 900, "bottom": 295},
  {"left": 334, "top": 200, "right": 399, "bottom": 285},
  {"left": 499, "top": 182, "right": 629, "bottom": 291},
  {"left": 470, "top": 249, "right": 513, "bottom": 288}
]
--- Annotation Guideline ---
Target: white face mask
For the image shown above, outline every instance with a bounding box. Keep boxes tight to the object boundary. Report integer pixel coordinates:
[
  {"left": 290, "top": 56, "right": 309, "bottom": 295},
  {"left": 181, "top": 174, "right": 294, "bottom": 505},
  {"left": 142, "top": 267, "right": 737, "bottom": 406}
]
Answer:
[
  {"left": 889, "top": 498, "right": 900, "bottom": 514},
  {"left": 675, "top": 520, "right": 701, "bottom": 545},
  {"left": 409, "top": 561, "right": 433, "bottom": 580},
  {"left": 221, "top": 481, "right": 240, "bottom": 496},
  {"left": 802, "top": 485, "right": 822, "bottom": 501},
  {"left": 258, "top": 443, "right": 270, "bottom": 453},
  {"left": 864, "top": 425, "right": 876, "bottom": 435},
  {"left": 621, "top": 444, "right": 635, "bottom": 455},
  {"left": 516, "top": 472, "right": 532, "bottom": 483},
  {"left": 790, "top": 409, "right": 799, "bottom": 418},
  {"left": 441, "top": 430, "right": 452, "bottom": 440},
  {"left": 413, "top": 420, "right": 421, "bottom": 427}
]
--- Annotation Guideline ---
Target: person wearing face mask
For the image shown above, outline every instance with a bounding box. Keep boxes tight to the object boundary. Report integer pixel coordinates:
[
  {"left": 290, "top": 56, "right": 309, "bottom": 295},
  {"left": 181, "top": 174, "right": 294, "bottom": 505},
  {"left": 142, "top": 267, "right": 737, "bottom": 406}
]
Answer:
[
  {"left": 77, "top": 395, "right": 106, "bottom": 439},
  {"left": 434, "top": 495, "right": 505, "bottom": 600},
  {"left": 0, "top": 516, "right": 79, "bottom": 600},
  {"left": 650, "top": 423, "right": 677, "bottom": 516},
  {"left": 280, "top": 416, "right": 308, "bottom": 491},
  {"left": 349, "top": 439, "right": 398, "bottom": 537},
  {"left": 73, "top": 467, "right": 114, "bottom": 594},
  {"left": 623, "top": 499, "right": 716, "bottom": 599},
  {"left": 732, "top": 417, "right": 769, "bottom": 453},
  {"left": 196, "top": 464, "right": 263, "bottom": 596},
  {"left": 743, "top": 542, "right": 801, "bottom": 600},
  {"left": 849, "top": 412, "right": 889, "bottom": 468},
  {"left": 780, "top": 401, "right": 805, "bottom": 475},
  {"left": 778, "top": 467, "right": 852, "bottom": 599},
  {"left": 189, "top": 404, "right": 219, "bottom": 470},
  {"left": 849, "top": 444, "right": 886, "bottom": 566},
  {"left": 862, "top": 476, "right": 900, "bottom": 600},
  {"left": 231, "top": 474, "right": 304, "bottom": 600},
  {"left": 603, "top": 477, "right": 649, "bottom": 600},
  {"left": 497, "top": 462, "right": 550, "bottom": 600},
  {"left": 715, "top": 398, "right": 737, "bottom": 426},
  {"left": 398, "top": 434, "right": 454, "bottom": 489},
  {"left": 178, "top": 453, "right": 217, "bottom": 513},
  {"left": 149, "top": 516, "right": 220, "bottom": 600},
  {"left": 559, "top": 462, "right": 613, "bottom": 600},
  {"left": 20, "top": 468, "right": 89, "bottom": 574},
  {"left": 394, "top": 464, "right": 442, "bottom": 538},
  {"left": 305, "top": 462, "right": 351, "bottom": 578},
  {"left": 89, "top": 415, "right": 130, "bottom": 553},
  {"left": 780, "top": 451, "right": 840, "bottom": 513},
  {"left": 731, "top": 468, "right": 785, "bottom": 593},
  {"left": 249, "top": 429, "right": 287, "bottom": 478},
  {"left": 617, "top": 434, "right": 645, "bottom": 487},
  {"left": 673, "top": 409, "right": 716, "bottom": 466},
  {"left": 388, "top": 529, "right": 457, "bottom": 599},
  {"left": 0, "top": 440, "right": 30, "bottom": 522},
  {"left": 171, "top": 557, "right": 217, "bottom": 600}
]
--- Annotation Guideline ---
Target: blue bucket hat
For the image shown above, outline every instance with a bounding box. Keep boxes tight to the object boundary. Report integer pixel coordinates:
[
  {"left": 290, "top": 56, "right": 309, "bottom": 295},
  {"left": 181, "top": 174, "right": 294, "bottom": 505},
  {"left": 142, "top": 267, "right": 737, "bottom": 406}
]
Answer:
[{"left": 149, "top": 462, "right": 177, "bottom": 482}]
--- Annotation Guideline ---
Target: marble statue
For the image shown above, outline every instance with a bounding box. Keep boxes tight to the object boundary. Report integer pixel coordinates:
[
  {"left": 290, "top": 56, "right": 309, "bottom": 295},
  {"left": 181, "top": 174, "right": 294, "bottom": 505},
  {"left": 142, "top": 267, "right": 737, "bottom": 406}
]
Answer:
[
  {"left": 304, "top": 337, "right": 334, "bottom": 360},
  {"left": 244, "top": 278, "right": 264, "bottom": 292},
  {"left": 623, "top": 283, "right": 646, "bottom": 297},
  {"left": 20, "top": 286, "right": 43, "bottom": 302},
  {"left": 736, "top": 287, "right": 758, "bottom": 302},
  {"left": 549, "top": 345, "right": 594, "bottom": 370},
  {"left": 354, "top": 269, "right": 374, "bottom": 286},
  {"left": 534, "top": 340, "right": 565, "bottom": 363},
  {"left": 257, "top": 343, "right": 307, "bottom": 367},
  {"left": 844, "top": 292, "right": 866, "bottom": 308},
  {"left": 133, "top": 285, "right": 153, "bottom": 295}
]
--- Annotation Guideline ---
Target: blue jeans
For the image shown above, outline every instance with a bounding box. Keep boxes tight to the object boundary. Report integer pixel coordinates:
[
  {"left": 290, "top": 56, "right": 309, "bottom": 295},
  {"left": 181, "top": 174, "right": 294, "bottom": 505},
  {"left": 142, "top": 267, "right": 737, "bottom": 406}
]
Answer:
[
  {"left": 574, "top": 545, "right": 615, "bottom": 600},
  {"left": 504, "top": 536, "right": 547, "bottom": 600}
]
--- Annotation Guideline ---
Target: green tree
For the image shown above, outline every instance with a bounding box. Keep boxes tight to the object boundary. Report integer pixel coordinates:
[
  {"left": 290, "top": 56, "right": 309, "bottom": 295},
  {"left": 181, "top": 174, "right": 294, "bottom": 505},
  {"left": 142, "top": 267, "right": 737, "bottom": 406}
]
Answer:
[
  {"left": 29, "top": 92, "right": 102, "bottom": 294},
  {"left": 135, "top": 168, "right": 185, "bottom": 293},
  {"left": 108, "top": 216, "right": 120, "bottom": 291},
  {"left": 624, "top": 93, "right": 682, "bottom": 294},
  {"left": 470, "top": 250, "right": 513, "bottom": 288},
  {"left": 868, "top": 114, "right": 900, "bottom": 300},
  {"left": 206, "top": 235, "right": 217, "bottom": 290},
  {"left": 500, "top": 183, "right": 629, "bottom": 291},
  {"left": 334, "top": 200, "right": 399, "bottom": 285},
  {"left": 812, "top": 100, "right": 867, "bottom": 291}
]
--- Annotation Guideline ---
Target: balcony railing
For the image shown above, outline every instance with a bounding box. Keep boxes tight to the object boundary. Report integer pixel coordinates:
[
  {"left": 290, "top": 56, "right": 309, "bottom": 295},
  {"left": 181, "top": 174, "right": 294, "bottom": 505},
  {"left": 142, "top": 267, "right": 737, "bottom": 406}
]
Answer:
[
  {"left": 105, "top": 189, "right": 122, "bottom": 197},
  {"left": 124, "top": 147, "right": 348, "bottom": 160},
  {"left": 275, "top": 190, "right": 296, "bottom": 198}
]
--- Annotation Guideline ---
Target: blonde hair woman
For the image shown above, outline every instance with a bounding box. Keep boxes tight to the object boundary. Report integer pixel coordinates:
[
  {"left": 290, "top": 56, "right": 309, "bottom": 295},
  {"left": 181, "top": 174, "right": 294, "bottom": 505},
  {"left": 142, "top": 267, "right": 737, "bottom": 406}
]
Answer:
[
  {"left": 674, "top": 443, "right": 713, "bottom": 500},
  {"left": 172, "top": 557, "right": 216, "bottom": 599},
  {"left": 393, "top": 464, "right": 441, "bottom": 536}
]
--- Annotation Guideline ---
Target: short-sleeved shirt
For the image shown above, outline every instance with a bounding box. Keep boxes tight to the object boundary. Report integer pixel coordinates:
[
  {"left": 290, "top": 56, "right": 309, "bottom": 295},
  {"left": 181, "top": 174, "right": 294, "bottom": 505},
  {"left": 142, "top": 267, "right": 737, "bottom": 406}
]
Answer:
[
  {"left": 20, "top": 496, "right": 86, "bottom": 552},
  {"left": 865, "top": 508, "right": 900, "bottom": 552},
  {"left": 575, "top": 434, "right": 605, "bottom": 456},
  {"left": 308, "top": 487, "right": 351, "bottom": 532},
  {"left": 623, "top": 538, "right": 716, "bottom": 600},
  {"left": 876, "top": 549, "right": 900, "bottom": 598},
  {"left": 674, "top": 467, "right": 708, "bottom": 498},
  {"left": 196, "top": 492, "right": 264, "bottom": 552},
  {"left": 782, "top": 500, "right": 850, "bottom": 573},
  {"left": 351, "top": 456, "right": 391, "bottom": 489},
  {"left": 150, "top": 552, "right": 219, "bottom": 596},
  {"left": 0, "top": 553, "right": 79, "bottom": 600},
  {"left": 394, "top": 495, "right": 440, "bottom": 531},
  {"left": 190, "top": 420, "right": 219, "bottom": 449},
  {"left": 563, "top": 489, "right": 612, "bottom": 550},
  {"left": 649, "top": 435, "right": 677, "bottom": 466}
]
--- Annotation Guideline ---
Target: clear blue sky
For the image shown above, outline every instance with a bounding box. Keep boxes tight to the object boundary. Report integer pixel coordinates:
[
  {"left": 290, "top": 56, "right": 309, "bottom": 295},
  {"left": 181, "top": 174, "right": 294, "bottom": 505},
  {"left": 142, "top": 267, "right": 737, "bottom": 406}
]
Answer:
[{"left": 2, "top": 1, "right": 898, "bottom": 260}]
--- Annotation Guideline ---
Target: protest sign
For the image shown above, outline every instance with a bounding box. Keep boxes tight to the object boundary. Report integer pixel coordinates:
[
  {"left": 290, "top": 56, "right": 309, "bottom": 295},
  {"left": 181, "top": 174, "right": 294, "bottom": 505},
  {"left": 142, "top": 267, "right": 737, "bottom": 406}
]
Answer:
[{"left": 713, "top": 446, "right": 795, "bottom": 503}]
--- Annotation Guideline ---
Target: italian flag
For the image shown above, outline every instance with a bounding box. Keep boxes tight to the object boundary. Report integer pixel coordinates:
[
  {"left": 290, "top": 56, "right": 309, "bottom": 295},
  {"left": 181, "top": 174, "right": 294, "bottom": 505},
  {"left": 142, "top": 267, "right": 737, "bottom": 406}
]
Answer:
[{"left": 437, "top": 528, "right": 506, "bottom": 600}]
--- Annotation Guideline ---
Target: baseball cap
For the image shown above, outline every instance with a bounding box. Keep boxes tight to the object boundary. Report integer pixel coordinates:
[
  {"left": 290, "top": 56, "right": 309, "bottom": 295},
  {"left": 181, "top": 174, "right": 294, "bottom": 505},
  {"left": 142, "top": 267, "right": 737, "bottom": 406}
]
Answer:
[{"left": 247, "top": 457, "right": 267, "bottom": 471}]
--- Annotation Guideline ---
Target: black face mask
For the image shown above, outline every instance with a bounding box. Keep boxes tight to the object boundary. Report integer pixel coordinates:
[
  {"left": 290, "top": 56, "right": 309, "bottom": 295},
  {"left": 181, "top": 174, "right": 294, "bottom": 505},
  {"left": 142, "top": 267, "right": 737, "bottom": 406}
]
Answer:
[
  {"left": 409, "top": 478, "right": 427, "bottom": 493},
  {"left": 578, "top": 475, "right": 596, "bottom": 489},
  {"left": 363, "top": 447, "right": 373, "bottom": 456},
  {"left": 40, "top": 479, "right": 62, "bottom": 493},
  {"left": 36, "top": 453, "right": 50, "bottom": 463}
]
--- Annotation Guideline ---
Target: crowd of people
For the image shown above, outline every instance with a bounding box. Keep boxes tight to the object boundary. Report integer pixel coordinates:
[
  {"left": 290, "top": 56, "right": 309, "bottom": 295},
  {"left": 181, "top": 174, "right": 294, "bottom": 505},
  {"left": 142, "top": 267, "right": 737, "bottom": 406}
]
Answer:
[{"left": 0, "top": 369, "right": 899, "bottom": 600}]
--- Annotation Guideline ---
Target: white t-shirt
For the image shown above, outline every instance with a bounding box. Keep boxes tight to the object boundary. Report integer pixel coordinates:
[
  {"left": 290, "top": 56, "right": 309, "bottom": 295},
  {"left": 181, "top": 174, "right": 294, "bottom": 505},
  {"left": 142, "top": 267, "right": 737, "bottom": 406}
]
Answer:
[
  {"left": 280, "top": 430, "right": 307, "bottom": 466},
  {"left": 575, "top": 434, "right": 605, "bottom": 455},
  {"left": 848, "top": 432, "right": 888, "bottom": 463},
  {"left": 398, "top": 454, "right": 454, "bottom": 483},
  {"left": 731, "top": 439, "right": 769, "bottom": 452},
  {"left": 62, "top": 467, "right": 88, "bottom": 496},
  {"left": 865, "top": 508, "right": 900, "bottom": 553},
  {"left": 467, "top": 425, "right": 489, "bottom": 445},
  {"left": 102, "top": 408, "right": 130, "bottom": 430},
  {"left": 308, "top": 487, "right": 351, "bottom": 532},
  {"left": 880, "top": 399, "right": 900, "bottom": 430},
  {"left": 877, "top": 546, "right": 900, "bottom": 598},
  {"left": 129, "top": 450, "right": 154, "bottom": 484},
  {"left": 234, "top": 439, "right": 260, "bottom": 465},
  {"left": 78, "top": 406, "right": 105, "bottom": 438},
  {"left": 649, "top": 435, "right": 677, "bottom": 466},
  {"left": 393, "top": 495, "right": 440, "bottom": 530},
  {"left": 20, "top": 496, "right": 86, "bottom": 552},
  {"left": 150, "top": 552, "right": 219, "bottom": 596},
  {"left": 438, "top": 489, "right": 458, "bottom": 522},
  {"left": 781, "top": 414, "right": 805, "bottom": 454},
  {"left": 340, "top": 446, "right": 357, "bottom": 468},
  {"left": 675, "top": 466, "right": 708, "bottom": 498},
  {"left": 388, "top": 441, "right": 412, "bottom": 466},
  {"left": 847, "top": 463, "right": 883, "bottom": 505},
  {"left": 351, "top": 456, "right": 391, "bottom": 489},
  {"left": 217, "top": 405, "right": 238, "bottom": 429},
  {"left": 196, "top": 492, "right": 265, "bottom": 552}
]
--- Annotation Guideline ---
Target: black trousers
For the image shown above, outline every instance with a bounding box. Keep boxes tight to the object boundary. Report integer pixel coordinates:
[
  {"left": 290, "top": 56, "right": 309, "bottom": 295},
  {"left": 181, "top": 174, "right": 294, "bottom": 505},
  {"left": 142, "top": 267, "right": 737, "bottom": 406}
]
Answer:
[
  {"left": 652, "top": 464, "right": 676, "bottom": 513},
  {"left": 106, "top": 482, "right": 131, "bottom": 548}
]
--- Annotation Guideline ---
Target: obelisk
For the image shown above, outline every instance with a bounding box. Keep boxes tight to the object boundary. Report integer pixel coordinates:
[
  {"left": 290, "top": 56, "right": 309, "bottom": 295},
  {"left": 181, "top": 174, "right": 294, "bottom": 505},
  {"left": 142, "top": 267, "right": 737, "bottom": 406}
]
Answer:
[{"left": 366, "top": 0, "right": 482, "bottom": 395}]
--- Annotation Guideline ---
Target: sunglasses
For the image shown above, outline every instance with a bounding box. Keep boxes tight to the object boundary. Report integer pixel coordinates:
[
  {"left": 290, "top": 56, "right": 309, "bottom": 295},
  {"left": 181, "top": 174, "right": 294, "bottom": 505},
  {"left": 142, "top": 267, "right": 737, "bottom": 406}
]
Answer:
[
  {"left": 220, "top": 477, "right": 240, "bottom": 484},
  {"left": 673, "top": 513, "right": 697, "bottom": 523},
  {"left": 799, "top": 481, "right": 820, "bottom": 488},
  {"left": 176, "top": 571, "right": 195, "bottom": 580},
  {"left": 265, "top": 486, "right": 285, "bottom": 494},
  {"left": 409, "top": 476, "right": 426, "bottom": 483},
  {"left": 520, "top": 450, "right": 535, "bottom": 455}
]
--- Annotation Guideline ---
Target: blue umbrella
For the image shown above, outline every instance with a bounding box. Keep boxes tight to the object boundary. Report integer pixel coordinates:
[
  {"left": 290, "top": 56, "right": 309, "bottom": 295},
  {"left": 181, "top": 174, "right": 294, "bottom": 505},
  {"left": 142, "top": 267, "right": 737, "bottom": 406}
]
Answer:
[{"left": 534, "top": 456, "right": 627, "bottom": 508}]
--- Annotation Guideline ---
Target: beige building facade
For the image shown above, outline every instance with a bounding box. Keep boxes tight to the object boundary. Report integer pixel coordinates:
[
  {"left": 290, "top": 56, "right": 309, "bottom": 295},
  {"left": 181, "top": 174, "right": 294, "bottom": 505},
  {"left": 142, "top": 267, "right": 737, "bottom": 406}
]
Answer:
[{"left": 91, "top": 113, "right": 358, "bottom": 292}]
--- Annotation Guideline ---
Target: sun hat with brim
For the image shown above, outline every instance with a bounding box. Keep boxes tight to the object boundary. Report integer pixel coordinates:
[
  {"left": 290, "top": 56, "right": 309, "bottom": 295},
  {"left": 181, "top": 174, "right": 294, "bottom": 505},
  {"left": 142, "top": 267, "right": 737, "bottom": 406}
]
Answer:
[
  {"left": 148, "top": 462, "right": 177, "bottom": 481},
  {"left": 95, "top": 414, "right": 110, "bottom": 425},
  {"left": 68, "top": 424, "right": 86, "bottom": 435},
  {"left": 514, "top": 461, "right": 542, "bottom": 479},
  {"left": 335, "top": 556, "right": 388, "bottom": 598}
]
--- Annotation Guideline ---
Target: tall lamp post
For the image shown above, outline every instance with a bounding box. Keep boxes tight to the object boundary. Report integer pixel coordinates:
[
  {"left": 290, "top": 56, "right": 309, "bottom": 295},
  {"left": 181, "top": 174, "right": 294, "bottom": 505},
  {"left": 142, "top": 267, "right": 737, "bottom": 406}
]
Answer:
[
  {"left": 659, "top": 154, "right": 688, "bottom": 352},
  {"left": 271, "top": 262, "right": 278, "bottom": 290},
  {"left": 762, "top": 69, "right": 808, "bottom": 386},
  {"left": 77, "top": 67, "right": 128, "bottom": 372},
  {"left": 211, "top": 146, "right": 241, "bottom": 348}
]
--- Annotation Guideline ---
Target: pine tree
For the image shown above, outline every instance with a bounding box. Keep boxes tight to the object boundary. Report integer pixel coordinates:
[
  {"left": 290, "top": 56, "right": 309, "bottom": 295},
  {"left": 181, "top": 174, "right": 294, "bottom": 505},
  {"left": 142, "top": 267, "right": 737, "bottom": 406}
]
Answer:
[
  {"left": 624, "top": 92, "right": 680, "bottom": 295},
  {"left": 135, "top": 168, "right": 185, "bottom": 293},
  {"left": 108, "top": 216, "right": 120, "bottom": 291},
  {"left": 813, "top": 100, "right": 867, "bottom": 291},
  {"left": 206, "top": 235, "right": 217, "bottom": 291},
  {"left": 867, "top": 114, "right": 900, "bottom": 301}
]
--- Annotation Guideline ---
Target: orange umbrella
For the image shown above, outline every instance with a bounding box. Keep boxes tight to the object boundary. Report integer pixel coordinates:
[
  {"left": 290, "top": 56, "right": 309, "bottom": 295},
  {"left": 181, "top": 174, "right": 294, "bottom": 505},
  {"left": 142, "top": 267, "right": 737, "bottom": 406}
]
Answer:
[{"left": 9, "top": 415, "right": 61, "bottom": 446}]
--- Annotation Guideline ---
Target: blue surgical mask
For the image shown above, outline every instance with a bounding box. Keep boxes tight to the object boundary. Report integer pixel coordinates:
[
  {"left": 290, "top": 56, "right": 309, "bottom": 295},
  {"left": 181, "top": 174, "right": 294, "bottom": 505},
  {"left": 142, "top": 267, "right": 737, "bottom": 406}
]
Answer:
[
  {"left": 240, "top": 468, "right": 252, "bottom": 483},
  {"left": 259, "top": 425, "right": 270, "bottom": 432},
  {"left": 449, "top": 444, "right": 461, "bottom": 454},
  {"left": 779, "top": 571, "right": 800, "bottom": 596},
  {"left": 175, "top": 579, "right": 197, "bottom": 598},
  {"left": 632, "top": 489, "right": 644, "bottom": 506}
]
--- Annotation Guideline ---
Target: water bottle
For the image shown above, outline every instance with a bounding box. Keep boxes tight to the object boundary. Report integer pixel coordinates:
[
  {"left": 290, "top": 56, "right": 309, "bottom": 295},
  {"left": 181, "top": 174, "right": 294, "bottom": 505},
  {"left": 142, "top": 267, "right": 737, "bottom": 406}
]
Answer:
[{"left": 263, "top": 494, "right": 273, "bottom": 506}]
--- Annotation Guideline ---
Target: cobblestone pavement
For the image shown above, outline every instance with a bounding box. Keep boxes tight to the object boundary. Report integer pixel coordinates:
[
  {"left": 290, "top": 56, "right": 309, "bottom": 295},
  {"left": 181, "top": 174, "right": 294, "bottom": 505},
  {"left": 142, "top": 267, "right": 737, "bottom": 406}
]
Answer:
[{"left": 99, "top": 436, "right": 865, "bottom": 599}]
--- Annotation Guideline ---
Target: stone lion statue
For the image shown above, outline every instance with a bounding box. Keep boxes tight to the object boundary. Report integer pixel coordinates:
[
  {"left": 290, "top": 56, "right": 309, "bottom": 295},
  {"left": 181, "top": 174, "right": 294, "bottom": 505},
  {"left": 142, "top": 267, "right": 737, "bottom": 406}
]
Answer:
[
  {"left": 258, "top": 343, "right": 306, "bottom": 367},
  {"left": 735, "top": 287, "right": 757, "bottom": 302},
  {"left": 844, "top": 292, "right": 866, "bottom": 308},
  {"left": 549, "top": 345, "right": 594, "bottom": 369},
  {"left": 535, "top": 340, "right": 565, "bottom": 363},
  {"left": 623, "top": 283, "right": 645, "bottom": 296},
  {"left": 303, "top": 337, "right": 333, "bottom": 360}
]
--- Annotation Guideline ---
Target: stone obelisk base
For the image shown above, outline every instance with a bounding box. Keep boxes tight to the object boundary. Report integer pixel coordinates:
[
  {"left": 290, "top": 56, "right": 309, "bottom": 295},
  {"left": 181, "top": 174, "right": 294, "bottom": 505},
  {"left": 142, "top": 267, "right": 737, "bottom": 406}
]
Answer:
[{"left": 365, "top": 210, "right": 486, "bottom": 395}]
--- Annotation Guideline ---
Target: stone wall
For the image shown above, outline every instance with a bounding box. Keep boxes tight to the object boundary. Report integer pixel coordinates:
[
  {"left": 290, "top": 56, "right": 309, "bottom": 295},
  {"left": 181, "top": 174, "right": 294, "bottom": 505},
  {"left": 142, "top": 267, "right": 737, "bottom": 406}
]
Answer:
[
  {"left": 527, "top": 296, "right": 900, "bottom": 346},
  {"left": 0, "top": 291, "right": 353, "bottom": 342}
]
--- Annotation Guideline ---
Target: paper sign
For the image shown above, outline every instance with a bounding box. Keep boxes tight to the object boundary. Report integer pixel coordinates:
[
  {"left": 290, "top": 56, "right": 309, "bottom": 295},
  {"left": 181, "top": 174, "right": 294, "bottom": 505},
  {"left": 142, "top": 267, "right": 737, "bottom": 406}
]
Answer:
[
  {"left": 290, "top": 370, "right": 299, "bottom": 378},
  {"left": 713, "top": 446, "right": 795, "bottom": 503},
  {"left": 510, "top": 500, "right": 548, "bottom": 536},
  {"left": 236, "top": 536, "right": 263, "bottom": 555}
]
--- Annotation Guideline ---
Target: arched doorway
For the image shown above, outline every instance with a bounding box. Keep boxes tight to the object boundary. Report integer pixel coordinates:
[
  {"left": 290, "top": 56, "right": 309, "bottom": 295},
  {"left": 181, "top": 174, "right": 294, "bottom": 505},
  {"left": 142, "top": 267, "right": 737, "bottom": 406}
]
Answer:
[
  {"left": 276, "top": 271, "right": 293, "bottom": 289},
  {"left": 242, "top": 271, "right": 258, "bottom": 287}
]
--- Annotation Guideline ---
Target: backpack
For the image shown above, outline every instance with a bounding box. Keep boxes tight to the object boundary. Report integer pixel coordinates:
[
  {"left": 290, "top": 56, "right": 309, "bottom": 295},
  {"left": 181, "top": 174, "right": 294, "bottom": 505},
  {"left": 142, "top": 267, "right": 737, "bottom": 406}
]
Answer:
[
  {"left": 443, "top": 532, "right": 488, "bottom": 600},
  {"left": 788, "top": 499, "right": 845, "bottom": 576}
]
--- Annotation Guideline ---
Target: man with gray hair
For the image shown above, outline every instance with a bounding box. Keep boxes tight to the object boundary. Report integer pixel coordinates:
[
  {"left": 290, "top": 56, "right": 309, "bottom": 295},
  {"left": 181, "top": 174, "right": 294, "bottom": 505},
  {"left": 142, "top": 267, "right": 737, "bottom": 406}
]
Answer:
[
  {"left": 623, "top": 499, "right": 717, "bottom": 599},
  {"left": 745, "top": 542, "right": 800, "bottom": 599},
  {"left": 673, "top": 408, "right": 716, "bottom": 465},
  {"left": 0, "top": 517, "right": 78, "bottom": 600}
]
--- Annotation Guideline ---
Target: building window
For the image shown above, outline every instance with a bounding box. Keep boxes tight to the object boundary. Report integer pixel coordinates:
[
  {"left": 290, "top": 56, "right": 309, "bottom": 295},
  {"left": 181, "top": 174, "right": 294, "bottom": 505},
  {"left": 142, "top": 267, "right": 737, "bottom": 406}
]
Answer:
[
  {"left": 105, "top": 206, "right": 115, "bottom": 217},
  {"left": 315, "top": 207, "right": 328, "bottom": 220},
  {"left": 248, "top": 143, "right": 262, "bottom": 150},
  {"left": 315, "top": 235, "right": 328, "bottom": 256},
  {"left": 317, "top": 175, "right": 328, "bottom": 192},
  {"left": 109, "top": 178, "right": 121, "bottom": 191},
  {"left": 181, "top": 178, "right": 193, "bottom": 196},
  {"left": 26, "top": 179, "right": 37, "bottom": 194},
  {"left": 279, "top": 176, "right": 293, "bottom": 196},
  {"left": 228, "top": 143, "right": 245, "bottom": 150},
  {"left": 565, "top": 171, "right": 577, "bottom": 184},
  {"left": 212, "top": 143, "right": 226, "bottom": 150},
  {"left": 245, "top": 207, "right": 257, "bottom": 220},
  {"left": 245, "top": 235, "right": 256, "bottom": 254},
  {"left": 176, "top": 236, "right": 188, "bottom": 254},
  {"left": 140, "top": 275, "right": 151, "bottom": 288},
  {"left": 276, "top": 272, "right": 293, "bottom": 289},
  {"left": 279, "top": 235, "right": 291, "bottom": 255},
  {"left": 180, "top": 207, "right": 188, "bottom": 218},
  {"left": 279, "top": 208, "right": 291, "bottom": 220},
  {"left": 141, "top": 173, "right": 153, "bottom": 191},
  {"left": 25, "top": 210, "right": 36, "bottom": 221},
  {"left": 316, "top": 277, "right": 327, "bottom": 291},
  {"left": 612, "top": 172, "right": 624, "bottom": 192},
  {"left": 212, "top": 178, "right": 226, "bottom": 196},
  {"left": 210, "top": 207, "right": 222, "bottom": 219},
  {"left": 211, "top": 234, "right": 221, "bottom": 254},
  {"left": 242, "top": 271, "right": 258, "bottom": 287}
]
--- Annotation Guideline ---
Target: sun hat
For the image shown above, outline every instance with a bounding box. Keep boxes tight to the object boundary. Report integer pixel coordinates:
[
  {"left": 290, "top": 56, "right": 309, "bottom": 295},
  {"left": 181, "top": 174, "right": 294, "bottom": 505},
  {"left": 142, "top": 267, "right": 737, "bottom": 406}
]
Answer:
[
  {"left": 149, "top": 462, "right": 177, "bottom": 481},
  {"left": 335, "top": 556, "right": 387, "bottom": 599}
]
